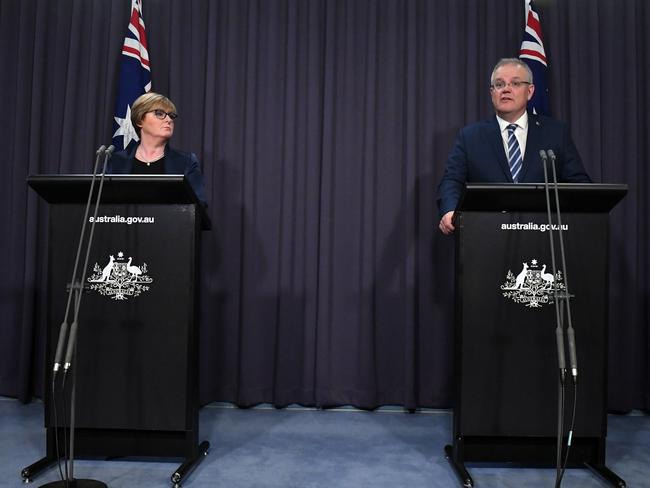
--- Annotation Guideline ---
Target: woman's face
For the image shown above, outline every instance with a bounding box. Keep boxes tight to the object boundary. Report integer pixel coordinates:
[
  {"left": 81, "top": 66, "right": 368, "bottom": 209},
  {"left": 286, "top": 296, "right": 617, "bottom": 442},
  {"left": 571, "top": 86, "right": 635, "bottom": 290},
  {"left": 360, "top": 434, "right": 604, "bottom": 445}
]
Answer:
[{"left": 138, "top": 107, "right": 175, "bottom": 142}]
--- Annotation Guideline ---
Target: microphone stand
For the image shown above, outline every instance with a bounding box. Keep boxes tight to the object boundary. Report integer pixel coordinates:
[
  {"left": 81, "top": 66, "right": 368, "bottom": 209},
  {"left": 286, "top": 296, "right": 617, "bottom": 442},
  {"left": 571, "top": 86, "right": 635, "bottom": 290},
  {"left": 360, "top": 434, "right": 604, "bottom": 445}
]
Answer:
[
  {"left": 51, "top": 146, "right": 105, "bottom": 376},
  {"left": 42, "top": 145, "right": 114, "bottom": 488},
  {"left": 540, "top": 149, "right": 578, "bottom": 488},
  {"left": 547, "top": 149, "right": 578, "bottom": 383}
]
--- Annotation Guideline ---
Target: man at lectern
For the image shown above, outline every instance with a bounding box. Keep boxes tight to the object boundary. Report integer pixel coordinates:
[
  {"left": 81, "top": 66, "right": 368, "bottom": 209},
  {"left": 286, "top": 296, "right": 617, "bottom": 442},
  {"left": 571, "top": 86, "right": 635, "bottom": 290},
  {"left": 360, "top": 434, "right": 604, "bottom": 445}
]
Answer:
[
  {"left": 107, "top": 92, "right": 208, "bottom": 206},
  {"left": 436, "top": 58, "right": 590, "bottom": 235}
]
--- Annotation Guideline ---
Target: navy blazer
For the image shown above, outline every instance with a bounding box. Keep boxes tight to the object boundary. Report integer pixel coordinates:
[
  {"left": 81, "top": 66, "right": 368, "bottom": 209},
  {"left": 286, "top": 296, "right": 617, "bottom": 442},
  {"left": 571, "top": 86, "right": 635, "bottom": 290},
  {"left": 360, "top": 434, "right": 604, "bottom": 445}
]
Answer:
[
  {"left": 436, "top": 113, "right": 591, "bottom": 216},
  {"left": 107, "top": 144, "right": 208, "bottom": 207}
]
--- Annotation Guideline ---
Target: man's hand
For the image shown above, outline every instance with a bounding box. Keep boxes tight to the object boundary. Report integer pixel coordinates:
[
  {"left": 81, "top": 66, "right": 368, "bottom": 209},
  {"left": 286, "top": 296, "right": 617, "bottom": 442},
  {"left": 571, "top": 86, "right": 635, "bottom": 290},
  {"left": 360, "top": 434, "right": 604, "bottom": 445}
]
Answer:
[{"left": 439, "top": 211, "right": 455, "bottom": 235}]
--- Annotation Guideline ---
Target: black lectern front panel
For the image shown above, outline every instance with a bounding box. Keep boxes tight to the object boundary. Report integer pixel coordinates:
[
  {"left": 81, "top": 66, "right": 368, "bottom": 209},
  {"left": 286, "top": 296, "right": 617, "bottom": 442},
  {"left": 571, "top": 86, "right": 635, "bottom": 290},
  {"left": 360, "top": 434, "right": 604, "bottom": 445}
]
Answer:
[
  {"left": 446, "top": 183, "right": 626, "bottom": 481},
  {"left": 47, "top": 203, "right": 198, "bottom": 432},
  {"left": 457, "top": 210, "right": 608, "bottom": 439}
]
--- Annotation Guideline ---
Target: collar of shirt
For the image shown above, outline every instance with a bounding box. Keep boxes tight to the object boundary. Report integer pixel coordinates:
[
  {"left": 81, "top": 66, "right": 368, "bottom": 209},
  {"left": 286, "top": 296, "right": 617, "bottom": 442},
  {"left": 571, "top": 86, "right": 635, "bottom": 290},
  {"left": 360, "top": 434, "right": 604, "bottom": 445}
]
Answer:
[{"left": 496, "top": 112, "right": 529, "bottom": 160}]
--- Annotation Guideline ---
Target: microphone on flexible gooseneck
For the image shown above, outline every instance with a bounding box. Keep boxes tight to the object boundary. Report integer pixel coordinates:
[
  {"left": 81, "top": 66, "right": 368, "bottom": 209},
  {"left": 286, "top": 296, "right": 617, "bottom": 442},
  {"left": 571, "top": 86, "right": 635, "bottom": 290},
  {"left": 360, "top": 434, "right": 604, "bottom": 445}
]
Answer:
[
  {"left": 540, "top": 150, "right": 567, "bottom": 382},
  {"left": 63, "top": 145, "right": 115, "bottom": 372},
  {"left": 52, "top": 145, "right": 106, "bottom": 376},
  {"left": 541, "top": 149, "right": 580, "bottom": 488},
  {"left": 541, "top": 148, "right": 567, "bottom": 488},
  {"left": 547, "top": 149, "right": 578, "bottom": 382},
  {"left": 49, "top": 144, "right": 112, "bottom": 488},
  {"left": 57, "top": 144, "right": 115, "bottom": 487}
]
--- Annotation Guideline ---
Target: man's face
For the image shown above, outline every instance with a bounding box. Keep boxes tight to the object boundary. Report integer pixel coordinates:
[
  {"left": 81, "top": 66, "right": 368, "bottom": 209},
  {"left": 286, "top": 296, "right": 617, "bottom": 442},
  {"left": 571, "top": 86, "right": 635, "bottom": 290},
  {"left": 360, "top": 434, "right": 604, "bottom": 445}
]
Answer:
[{"left": 490, "top": 63, "right": 535, "bottom": 122}]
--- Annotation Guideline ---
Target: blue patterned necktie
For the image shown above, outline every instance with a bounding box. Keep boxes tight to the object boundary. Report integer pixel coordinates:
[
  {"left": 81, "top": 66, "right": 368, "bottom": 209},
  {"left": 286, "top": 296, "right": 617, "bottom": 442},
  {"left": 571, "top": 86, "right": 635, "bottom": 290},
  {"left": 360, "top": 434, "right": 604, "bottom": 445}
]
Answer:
[{"left": 506, "top": 124, "right": 523, "bottom": 182}]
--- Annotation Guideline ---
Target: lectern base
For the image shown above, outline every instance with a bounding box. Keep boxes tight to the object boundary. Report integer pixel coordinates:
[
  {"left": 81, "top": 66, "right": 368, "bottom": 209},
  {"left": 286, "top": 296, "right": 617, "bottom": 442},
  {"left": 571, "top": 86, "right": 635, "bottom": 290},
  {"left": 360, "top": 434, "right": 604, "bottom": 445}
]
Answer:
[
  {"left": 39, "top": 479, "right": 107, "bottom": 488},
  {"left": 444, "top": 444, "right": 473, "bottom": 487},
  {"left": 22, "top": 440, "right": 210, "bottom": 487},
  {"left": 585, "top": 462, "right": 627, "bottom": 487},
  {"left": 444, "top": 444, "right": 627, "bottom": 488}
]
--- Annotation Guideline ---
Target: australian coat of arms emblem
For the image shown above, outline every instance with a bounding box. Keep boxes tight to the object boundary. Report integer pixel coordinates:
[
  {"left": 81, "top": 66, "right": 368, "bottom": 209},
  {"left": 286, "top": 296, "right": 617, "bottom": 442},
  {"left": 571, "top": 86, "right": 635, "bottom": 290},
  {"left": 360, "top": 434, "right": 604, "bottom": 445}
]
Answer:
[
  {"left": 88, "top": 251, "right": 153, "bottom": 300},
  {"left": 500, "top": 259, "right": 565, "bottom": 308}
]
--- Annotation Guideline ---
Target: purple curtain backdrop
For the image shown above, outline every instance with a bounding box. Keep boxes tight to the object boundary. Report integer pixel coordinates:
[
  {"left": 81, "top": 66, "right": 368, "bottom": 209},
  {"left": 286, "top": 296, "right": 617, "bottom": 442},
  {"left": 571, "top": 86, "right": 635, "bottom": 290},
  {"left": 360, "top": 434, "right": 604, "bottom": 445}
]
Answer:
[{"left": 0, "top": 0, "right": 648, "bottom": 411}]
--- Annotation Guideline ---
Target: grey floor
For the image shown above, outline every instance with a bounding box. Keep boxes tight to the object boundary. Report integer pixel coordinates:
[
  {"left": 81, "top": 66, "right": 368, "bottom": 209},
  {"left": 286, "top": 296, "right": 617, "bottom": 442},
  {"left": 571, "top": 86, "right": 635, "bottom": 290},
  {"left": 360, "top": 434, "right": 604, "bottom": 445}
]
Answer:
[{"left": 1, "top": 397, "right": 648, "bottom": 488}]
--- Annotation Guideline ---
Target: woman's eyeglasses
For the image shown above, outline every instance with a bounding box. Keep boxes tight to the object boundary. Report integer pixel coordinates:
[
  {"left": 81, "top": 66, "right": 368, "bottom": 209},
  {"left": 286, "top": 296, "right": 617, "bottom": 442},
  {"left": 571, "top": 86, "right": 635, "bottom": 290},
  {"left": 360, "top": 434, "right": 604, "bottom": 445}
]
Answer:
[{"left": 148, "top": 109, "right": 178, "bottom": 120}]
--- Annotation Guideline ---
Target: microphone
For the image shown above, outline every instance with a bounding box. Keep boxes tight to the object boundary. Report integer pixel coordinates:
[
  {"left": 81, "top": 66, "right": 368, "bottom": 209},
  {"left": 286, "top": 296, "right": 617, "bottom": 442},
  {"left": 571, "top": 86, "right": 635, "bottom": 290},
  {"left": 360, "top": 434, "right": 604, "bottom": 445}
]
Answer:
[
  {"left": 541, "top": 147, "right": 569, "bottom": 486},
  {"left": 62, "top": 320, "right": 78, "bottom": 372},
  {"left": 52, "top": 144, "right": 108, "bottom": 377},
  {"left": 541, "top": 149, "right": 565, "bottom": 380},
  {"left": 52, "top": 320, "right": 69, "bottom": 373},
  {"left": 544, "top": 148, "right": 580, "bottom": 488},
  {"left": 547, "top": 150, "right": 559, "bottom": 187},
  {"left": 99, "top": 145, "right": 115, "bottom": 175},
  {"left": 547, "top": 149, "right": 557, "bottom": 172},
  {"left": 539, "top": 149, "right": 548, "bottom": 165},
  {"left": 64, "top": 144, "right": 114, "bottom": 373},
  {"left": 546, "top": 149, "right": 578, "bottom": 381},
  {"left": 566, "top": 326, "right": 578, "bottom": 379}
]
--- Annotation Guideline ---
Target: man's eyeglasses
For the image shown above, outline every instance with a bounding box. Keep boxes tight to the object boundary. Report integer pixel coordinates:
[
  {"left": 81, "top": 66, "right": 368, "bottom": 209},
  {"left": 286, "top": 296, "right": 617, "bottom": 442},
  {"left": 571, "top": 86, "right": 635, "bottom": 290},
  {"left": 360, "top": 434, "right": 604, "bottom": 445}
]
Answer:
[
  {"left": 490, "top": 80, "right": 532, "bottom": 91},
  {"left": 148, "top": 109, "right": 179, "bottom": 120}
]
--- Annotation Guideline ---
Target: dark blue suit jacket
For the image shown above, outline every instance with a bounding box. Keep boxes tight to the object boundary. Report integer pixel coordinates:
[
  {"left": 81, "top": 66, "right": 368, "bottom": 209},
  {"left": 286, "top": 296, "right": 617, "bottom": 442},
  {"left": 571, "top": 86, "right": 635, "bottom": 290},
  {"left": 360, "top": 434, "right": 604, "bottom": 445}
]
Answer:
[
  {"left": 436, "top": 113, "right": 591, "bottom": 216},
  {"left": 107, "top": 144, "right": 208, "bottom": 207}
]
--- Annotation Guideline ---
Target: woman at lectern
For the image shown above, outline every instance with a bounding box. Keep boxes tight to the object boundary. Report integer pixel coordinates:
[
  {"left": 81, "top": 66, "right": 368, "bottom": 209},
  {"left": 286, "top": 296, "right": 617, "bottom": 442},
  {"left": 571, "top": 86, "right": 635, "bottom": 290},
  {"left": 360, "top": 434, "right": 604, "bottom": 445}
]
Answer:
[{"left": 107, "top": 92, "right": 208, "bottom": 206}]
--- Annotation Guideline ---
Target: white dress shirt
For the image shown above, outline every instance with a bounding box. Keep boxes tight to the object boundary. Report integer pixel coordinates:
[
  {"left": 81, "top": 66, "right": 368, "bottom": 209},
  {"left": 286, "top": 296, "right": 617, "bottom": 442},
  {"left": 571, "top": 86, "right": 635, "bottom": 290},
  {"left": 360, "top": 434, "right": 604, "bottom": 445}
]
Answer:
[{"left": 496, "top": 112, "right": 528, "bottom": 160}]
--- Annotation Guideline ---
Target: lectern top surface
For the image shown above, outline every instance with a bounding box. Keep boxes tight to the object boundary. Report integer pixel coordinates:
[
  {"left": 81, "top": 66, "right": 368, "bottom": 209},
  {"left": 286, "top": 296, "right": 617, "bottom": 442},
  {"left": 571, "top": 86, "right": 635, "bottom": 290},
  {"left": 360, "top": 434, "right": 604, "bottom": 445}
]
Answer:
[
  {"left": 457, "top": 182, "right": 627, "bottom": 213},
  {"left": 27, "top": 174, "right": 211, "bottom": 230}
]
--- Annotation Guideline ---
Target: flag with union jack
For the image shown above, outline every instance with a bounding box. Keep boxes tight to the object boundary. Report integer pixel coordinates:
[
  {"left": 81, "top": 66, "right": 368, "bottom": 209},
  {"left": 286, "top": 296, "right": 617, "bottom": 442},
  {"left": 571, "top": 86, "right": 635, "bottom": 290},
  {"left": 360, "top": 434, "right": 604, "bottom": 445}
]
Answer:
[
  {"left": 519, "top": 0, "right": 550, "bottom": 115},
  {"left": 112, "top": 0, "right": 151, "bottom": 150}
]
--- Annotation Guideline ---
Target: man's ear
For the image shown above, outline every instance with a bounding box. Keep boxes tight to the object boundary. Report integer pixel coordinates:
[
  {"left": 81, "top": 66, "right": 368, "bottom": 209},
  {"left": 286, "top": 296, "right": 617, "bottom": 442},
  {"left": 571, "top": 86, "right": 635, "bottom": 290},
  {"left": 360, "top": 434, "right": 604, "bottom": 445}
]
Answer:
[{"left": 527, "top": 84, "right": 535, "bottom": 101}]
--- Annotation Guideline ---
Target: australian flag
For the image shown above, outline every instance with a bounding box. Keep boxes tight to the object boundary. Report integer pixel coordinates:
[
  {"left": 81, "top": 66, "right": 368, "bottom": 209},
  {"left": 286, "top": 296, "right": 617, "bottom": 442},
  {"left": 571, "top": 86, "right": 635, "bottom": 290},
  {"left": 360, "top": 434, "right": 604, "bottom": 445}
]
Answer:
[
  {"left": 112, "top": 0, "right": 151, "bottom": 150},
  {"left": 519, "top": 0, "right": 550, "bottom": 116}
]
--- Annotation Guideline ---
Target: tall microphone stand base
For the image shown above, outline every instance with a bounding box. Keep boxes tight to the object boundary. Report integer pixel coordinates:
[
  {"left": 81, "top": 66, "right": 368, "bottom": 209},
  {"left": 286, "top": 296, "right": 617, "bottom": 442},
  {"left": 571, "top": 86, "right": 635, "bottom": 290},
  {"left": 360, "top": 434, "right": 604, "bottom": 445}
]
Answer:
[{"left": 39, "top": 480, "right": 107, "bottom": 488}]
